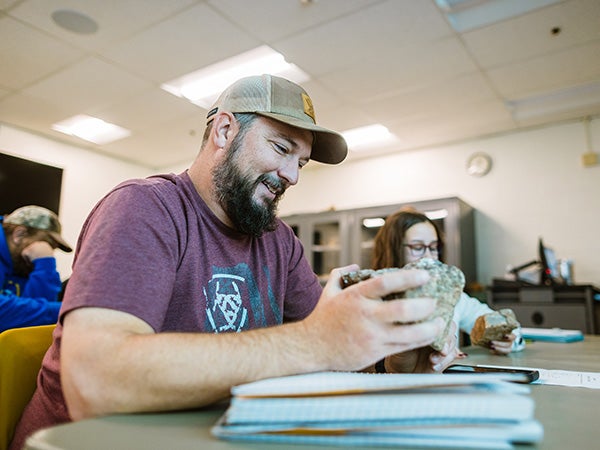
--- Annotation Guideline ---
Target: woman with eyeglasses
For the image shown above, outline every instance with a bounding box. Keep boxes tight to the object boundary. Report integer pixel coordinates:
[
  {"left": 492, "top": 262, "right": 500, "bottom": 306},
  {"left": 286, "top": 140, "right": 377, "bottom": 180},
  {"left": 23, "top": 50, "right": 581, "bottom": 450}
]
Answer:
[{"left": 372, "top": 207, "right": 524, "bottom": 355}]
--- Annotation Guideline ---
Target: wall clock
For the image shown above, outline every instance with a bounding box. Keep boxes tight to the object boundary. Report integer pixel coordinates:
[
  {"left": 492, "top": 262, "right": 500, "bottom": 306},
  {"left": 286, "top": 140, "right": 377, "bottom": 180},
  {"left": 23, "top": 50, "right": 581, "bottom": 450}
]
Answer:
[{"left": 466, "top": 152, "right": 492, "bottom": 177}]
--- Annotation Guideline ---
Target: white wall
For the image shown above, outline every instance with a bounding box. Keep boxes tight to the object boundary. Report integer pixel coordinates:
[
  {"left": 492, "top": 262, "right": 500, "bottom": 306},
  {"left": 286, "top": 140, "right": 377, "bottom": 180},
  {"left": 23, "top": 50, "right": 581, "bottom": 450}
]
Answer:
[
  {"left": 279, "top": 119, "right": 600, "bottom": 286},
  {"left": 0, "top": 124, "right": 152, "bottom": 278},
  {"left": 3, "top": 119, "right": 599, "bottom": 287}
]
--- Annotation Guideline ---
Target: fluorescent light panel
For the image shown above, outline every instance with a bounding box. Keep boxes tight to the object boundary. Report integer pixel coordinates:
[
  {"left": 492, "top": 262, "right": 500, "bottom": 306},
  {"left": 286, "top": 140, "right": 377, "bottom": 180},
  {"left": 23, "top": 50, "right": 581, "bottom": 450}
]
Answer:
[
  {"left": 161, "top": 45, "right": 310, "bottom": 109},
  {"left": 506, "top": 81, "right": 600, "bottom": 122},
  {"left": 435, "top": 0, "right": 561, "bottom": 32},
  {"left": 52, "top": 114, "right": 131, "bottom": 145},
  {"left": 342, "top": 124, "right": 396, "bottom": 151}
]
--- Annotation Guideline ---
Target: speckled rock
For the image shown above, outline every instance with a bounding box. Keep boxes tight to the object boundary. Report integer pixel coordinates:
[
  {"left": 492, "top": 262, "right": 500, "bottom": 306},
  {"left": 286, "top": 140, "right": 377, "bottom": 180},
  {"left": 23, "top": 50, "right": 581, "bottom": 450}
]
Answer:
[
  {"left": 340, "top": 259, "right": 465, "bottom": 351},
  {"left": 401, "top": 258, "right": 465, "bottom": 351},
  {"left": 340, "top": 268, "right": 401, "bottom": 300},
  {"left": 470, "top": 308, "right": 520, "bottom": 346}
]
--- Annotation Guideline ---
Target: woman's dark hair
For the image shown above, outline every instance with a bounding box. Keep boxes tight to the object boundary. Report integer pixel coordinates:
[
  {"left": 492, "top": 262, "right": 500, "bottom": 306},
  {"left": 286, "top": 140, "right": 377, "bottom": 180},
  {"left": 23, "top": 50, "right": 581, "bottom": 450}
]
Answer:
[{"left": 371, "top": 207, "right": 444, "bottom": 269}]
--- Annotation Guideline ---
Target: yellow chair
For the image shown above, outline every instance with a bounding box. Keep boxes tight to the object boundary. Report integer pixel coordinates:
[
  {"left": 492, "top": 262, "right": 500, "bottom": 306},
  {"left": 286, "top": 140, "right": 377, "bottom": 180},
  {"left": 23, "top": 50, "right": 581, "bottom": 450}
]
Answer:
[{"left": 0, "top": 324, "right": 55, "bottom": 450}]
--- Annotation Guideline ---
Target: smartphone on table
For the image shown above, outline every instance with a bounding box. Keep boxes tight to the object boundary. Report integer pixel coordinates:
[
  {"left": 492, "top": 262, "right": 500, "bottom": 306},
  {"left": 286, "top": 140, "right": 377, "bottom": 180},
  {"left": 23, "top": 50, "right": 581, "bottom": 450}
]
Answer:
[{"left": 443, "top": 364, "right": 540, "bottom": 384}]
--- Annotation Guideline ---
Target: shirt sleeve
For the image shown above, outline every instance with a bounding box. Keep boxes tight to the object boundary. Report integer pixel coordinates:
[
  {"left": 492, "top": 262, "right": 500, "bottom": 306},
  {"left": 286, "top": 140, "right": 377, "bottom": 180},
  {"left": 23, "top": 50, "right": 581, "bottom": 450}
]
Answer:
[
  {"left": 0, "top": 290, "right": 61, "bottom": 332},
  {"left": 21, "top": 256, "right": 62, "bottom": 301},
  {"left": 60, "top": 182, "right": 180, "bottom": 330},
  {"left": 453, "top": 292, "right": 494, "bottom": 334}
]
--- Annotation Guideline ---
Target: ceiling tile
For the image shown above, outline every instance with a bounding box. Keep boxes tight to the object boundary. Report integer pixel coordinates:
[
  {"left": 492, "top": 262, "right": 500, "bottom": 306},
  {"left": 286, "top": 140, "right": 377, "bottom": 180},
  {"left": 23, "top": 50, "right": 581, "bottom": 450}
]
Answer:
[
  {"left": 0, "top": 16, "right": 83, "bottom": 89},
  {"left": 0, "top": 0, "right": 20, "bottom": 10},
  {"left": 103, "top": 113, "right": 205, "bottom": 169},
  {"left": 365, "top": 72, "right": 500, "bottom": 123},
  {"left": 89, "top": 88, "right": 203, "bottom": 133},
  {"left": 488, "top": 40, "right": 600, "bottom": 98},
  {"left": 100, "top": 2, "right": 261, "bottom": 83},
  {"left": 316, "top": 38, "right": 479, "bottom": 103},
  {"left": 276, "top": 0, "right": 453, "bottom": 77},
  {"left": 208, "top": 0, "right": 381, "bottom": 42},
  {"left": 21, "top": 56, "right": 153, "bottom": 114},
  {"left": 0, "top": 91, "right": 75, "bottom": 130},
  {"left": 463, "top": 0, "right": 600, "bottom": 69},
  {"left": 383, "top": 100, "right": 516, "bottom": 150},
  {"left": 8, "top": 0, "right": 199, "bottom": 51}
]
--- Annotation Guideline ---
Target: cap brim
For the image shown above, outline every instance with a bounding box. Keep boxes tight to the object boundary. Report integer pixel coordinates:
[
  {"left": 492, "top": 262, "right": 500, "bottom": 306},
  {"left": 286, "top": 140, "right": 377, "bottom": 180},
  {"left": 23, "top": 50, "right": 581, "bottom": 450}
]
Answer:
[
  {"left": 48, "top": 231, "right": 73, "bottom": 253},
  {"left": 257, "top": 112, "right": 348, "bottom": 165}
]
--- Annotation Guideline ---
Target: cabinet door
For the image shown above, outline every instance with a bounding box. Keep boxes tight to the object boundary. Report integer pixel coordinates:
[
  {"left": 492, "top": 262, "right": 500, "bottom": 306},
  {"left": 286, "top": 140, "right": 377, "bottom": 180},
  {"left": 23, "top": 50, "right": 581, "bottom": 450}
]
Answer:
[
  {"left": 283, "top": 212, "right": 351, "bottom": 284},
  {"left": 506, "top": 304, "right": 588, "bottom": 331},
  {"left": 311, "top": 218, "right": 343, "bottom": 283},
  {"left": 350, "top": 198, "right": 475, "bottom": 284},
  {"left": 351, "top": 204, "right": 400, "bottom": 269},
  {"left": 283, "top": 197, "right": 476, "bottom": 285}
]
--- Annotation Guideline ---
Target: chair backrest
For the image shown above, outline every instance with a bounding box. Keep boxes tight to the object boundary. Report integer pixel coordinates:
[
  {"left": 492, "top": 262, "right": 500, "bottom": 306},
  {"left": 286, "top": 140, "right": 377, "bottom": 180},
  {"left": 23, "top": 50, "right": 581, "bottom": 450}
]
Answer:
[{"left": 0, "top": 324, "right": 55, "bottom": 450}]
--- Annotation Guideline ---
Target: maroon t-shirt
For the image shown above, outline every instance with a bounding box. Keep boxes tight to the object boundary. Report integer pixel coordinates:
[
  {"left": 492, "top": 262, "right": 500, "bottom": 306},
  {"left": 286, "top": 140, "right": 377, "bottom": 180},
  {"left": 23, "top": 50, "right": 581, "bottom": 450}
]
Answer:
[{"left": 10, "top": 171, "right": 321, "bottom": 449}]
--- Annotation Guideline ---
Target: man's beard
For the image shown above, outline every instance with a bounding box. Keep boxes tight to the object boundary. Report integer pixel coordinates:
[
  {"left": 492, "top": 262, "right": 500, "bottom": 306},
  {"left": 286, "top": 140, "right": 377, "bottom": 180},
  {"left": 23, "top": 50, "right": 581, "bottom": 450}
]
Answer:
[{"left": 212, "top": 141, "right": 287, "bottom": 238}]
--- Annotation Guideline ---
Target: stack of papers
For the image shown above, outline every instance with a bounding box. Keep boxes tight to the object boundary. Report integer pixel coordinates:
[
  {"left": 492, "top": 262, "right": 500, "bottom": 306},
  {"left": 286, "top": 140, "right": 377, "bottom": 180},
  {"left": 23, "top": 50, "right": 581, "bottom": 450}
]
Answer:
[
  {"left": 521, "top": 327, "right": 584, "bottom": 343},
  {"left": 212, "top": 371, "right": 543, "bottom": 449}
]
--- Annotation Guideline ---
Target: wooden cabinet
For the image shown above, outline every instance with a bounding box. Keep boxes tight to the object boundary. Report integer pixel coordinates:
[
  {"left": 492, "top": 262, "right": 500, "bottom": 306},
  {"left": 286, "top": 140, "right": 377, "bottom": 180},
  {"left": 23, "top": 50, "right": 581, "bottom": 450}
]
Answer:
[
  {"left": 487, "top": 284, "right": 599, "bottom": 334},
  {"left": 282, "top": 197, "right": 476, "bottom": 285}
]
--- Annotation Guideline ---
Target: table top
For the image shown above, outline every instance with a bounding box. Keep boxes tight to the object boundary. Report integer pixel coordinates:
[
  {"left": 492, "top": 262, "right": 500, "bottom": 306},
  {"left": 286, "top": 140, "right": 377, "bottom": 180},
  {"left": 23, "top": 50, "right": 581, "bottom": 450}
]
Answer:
[{"left": 25, "top": 336, "right": 600, "bottom": 450}]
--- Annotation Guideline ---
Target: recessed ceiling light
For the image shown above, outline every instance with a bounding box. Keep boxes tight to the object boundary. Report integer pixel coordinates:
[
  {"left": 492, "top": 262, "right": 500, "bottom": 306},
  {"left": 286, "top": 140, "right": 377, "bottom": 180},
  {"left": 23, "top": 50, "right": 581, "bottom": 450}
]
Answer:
[
  {"left": 52, "top": 115, "right": 131, "bottom": 145},
  {"left": 341, "top": 124, "right": 396, "bottom": 151},
  {"left": 51, "top": 9, "right": 98, "bottom": 35},
  {"left": 435, "top": 0, "right": 561, "bottom": 32},
  {"left": 161, "top": 45, "right": 310, "bottom": 109}
]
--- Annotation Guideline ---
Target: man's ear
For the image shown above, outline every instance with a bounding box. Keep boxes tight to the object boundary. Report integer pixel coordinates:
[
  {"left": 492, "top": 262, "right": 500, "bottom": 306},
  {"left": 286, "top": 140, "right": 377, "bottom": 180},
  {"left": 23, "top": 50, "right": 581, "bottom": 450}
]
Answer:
[{"left": 211, "top": 112, "right": 237, "bottom": 149}]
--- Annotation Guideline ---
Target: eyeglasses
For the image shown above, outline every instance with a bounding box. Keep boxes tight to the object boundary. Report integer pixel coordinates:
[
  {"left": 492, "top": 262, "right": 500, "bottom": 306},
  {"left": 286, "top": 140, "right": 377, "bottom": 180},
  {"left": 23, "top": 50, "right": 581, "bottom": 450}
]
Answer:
[{"left": 403, "top": 242, "right": 439, "bottom": 257}]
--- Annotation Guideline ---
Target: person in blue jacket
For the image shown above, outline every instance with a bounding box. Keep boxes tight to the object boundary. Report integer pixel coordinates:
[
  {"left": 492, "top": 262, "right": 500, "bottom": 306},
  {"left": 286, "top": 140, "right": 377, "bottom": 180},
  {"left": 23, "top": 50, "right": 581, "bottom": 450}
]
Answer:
[{"left": 1, "top": 205, "right": 72, "bottom": 333}]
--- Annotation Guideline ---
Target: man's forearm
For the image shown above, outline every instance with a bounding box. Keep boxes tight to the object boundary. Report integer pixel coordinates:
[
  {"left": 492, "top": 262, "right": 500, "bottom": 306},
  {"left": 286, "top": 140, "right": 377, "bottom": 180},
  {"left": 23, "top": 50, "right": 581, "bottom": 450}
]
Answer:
[{"left": 61, "top": 308, "right": 324, "bottom": 420}]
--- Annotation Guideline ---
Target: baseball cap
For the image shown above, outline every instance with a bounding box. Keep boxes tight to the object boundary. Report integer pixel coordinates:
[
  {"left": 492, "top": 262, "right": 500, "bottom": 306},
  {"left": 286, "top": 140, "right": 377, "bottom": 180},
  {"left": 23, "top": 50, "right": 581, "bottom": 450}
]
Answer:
[
  {"left": 4, "top": 205, "right": 73, "bottom": 252},
  {"left": 206, "top": 74, "right": 348, "bottom": 164}
]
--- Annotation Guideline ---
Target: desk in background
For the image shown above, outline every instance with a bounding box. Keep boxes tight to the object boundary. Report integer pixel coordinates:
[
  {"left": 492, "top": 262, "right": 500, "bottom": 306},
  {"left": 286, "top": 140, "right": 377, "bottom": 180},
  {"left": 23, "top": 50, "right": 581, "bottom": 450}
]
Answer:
[
  {"left": 24, "top": 336, "right": 600, "bottom": 450},
  {"left": 487, "top": 283, "right": 599, "bottom": 334}
]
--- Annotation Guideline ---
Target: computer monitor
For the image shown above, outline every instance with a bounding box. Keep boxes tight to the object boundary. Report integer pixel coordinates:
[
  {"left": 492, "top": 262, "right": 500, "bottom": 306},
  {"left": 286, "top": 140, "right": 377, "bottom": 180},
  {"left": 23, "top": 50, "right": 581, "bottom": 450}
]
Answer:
[{"left": 538, "top": 237, "right": 560, "bottom": 286}]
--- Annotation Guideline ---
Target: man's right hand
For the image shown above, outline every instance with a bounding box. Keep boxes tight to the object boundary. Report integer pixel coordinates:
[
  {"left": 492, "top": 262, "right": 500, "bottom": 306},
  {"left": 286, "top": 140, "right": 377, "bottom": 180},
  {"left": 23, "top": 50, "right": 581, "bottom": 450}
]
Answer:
[{"left": 301, "top": 265, "right": 444, "bottom": 373}]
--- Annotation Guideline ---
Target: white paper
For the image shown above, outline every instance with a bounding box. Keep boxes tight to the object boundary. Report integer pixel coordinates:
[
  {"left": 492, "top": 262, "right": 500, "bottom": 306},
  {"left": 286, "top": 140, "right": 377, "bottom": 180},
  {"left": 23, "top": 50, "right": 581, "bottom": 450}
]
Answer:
[
  {"left": 477, "top": 364, "right": 600, "bottom": 389},
  {"left": 533, "top": 369, "right": 600, "bottom": 388}
]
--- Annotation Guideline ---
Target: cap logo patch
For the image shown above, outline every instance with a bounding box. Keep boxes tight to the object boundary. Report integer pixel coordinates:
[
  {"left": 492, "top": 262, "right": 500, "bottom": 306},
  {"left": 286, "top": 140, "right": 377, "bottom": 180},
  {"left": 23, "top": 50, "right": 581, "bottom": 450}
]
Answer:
[{"left": 302, "top": 93, "right": 315, "bottom": 122}]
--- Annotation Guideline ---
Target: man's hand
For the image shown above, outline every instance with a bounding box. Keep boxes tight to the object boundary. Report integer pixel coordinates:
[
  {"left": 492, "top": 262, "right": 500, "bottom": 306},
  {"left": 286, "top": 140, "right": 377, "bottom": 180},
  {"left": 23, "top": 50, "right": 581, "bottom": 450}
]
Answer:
[
  {"left": 21, "top": 240, "right": 55, "bottom": 262},
  {"left": 301, "top": 265, "right": 445, "bottom": 373}
]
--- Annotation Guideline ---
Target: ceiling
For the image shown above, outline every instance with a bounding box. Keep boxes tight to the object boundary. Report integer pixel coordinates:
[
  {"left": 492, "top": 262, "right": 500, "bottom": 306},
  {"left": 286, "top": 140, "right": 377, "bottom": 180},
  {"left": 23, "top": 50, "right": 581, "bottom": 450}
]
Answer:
[{"left": 1, "top": 0, "right": 599, "bottom": 170}]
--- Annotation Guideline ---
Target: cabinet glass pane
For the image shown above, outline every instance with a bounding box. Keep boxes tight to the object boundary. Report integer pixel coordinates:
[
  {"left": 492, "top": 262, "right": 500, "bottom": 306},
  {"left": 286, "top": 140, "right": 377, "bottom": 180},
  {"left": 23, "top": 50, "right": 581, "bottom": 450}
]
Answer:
[
  {"left": 359, "top": 215, "right": 386, "bottom": 269},
  {"left": 312, "top": 221, "right": 340, "bottom": 280}
]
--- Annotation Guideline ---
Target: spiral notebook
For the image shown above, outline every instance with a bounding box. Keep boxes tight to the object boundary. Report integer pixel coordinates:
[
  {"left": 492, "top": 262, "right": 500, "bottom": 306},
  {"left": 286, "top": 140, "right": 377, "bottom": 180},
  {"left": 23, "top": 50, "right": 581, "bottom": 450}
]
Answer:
[{"left": 212, "top": 371, "right": 543, "bottom": 449}]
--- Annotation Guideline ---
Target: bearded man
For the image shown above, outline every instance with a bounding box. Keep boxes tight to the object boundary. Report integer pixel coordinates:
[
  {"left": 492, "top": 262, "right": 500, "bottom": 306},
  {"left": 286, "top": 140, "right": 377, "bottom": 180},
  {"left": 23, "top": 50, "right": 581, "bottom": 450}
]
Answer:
[{"left": 11, "top": 75, "right": 455, "bottom": 450}]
